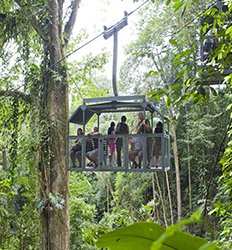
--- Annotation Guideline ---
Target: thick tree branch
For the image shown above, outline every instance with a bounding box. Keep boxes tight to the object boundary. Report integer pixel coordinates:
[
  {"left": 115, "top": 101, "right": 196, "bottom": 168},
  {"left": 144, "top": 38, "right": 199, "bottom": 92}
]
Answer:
[
  {"left": 63, "top": 0, "right": 81, "bottom": 46},
  {"left": 0, "top": 90, "right": 31, "bottom": 103},
  {"left": 14, "top": 0, "right": 47, "bottom": 41},
  {"left": 48, "top": 0, "right": 62, "bottom": 64}
]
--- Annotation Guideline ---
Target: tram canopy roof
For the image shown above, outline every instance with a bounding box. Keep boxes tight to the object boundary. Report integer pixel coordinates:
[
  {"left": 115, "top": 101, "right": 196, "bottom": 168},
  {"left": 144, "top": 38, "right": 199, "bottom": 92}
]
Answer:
[{"left": 69, "top": 95, "right": 161, "bottom": 125}]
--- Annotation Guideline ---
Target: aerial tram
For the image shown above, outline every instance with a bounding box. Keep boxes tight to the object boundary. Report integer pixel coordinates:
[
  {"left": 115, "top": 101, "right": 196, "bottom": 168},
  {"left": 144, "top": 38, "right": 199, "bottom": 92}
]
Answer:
[{"left": 69, "top": 12, "right": 170, "bottom": 172}]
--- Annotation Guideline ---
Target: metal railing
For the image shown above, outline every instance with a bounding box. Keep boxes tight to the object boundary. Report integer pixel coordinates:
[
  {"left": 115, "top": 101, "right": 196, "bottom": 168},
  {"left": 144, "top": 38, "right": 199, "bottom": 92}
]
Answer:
[{"left": 69, "top": 133, "right": 170, "bottom": 172}]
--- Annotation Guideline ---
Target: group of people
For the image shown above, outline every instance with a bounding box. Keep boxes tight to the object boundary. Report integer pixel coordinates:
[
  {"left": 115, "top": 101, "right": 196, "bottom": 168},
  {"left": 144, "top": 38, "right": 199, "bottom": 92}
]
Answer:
[
  {"left": 70, "top": 112, "right": 163, "bottom": 169},
  {"left": 70, "top": 126, "right": 100, "bottom": 168}
]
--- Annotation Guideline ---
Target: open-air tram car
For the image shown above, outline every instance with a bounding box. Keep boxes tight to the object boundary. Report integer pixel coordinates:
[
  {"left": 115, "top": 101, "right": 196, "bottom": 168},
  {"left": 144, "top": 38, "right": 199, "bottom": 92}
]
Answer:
[
  {"left": 68, "top": 11, "right": 170, "bottom": 172},
  {"left": 69, "top": 95, "right": 170, "bottom": 172}
]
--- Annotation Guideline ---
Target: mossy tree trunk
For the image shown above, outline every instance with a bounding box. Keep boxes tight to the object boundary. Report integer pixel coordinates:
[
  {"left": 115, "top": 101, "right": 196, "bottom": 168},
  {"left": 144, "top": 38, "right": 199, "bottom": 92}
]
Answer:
[
  {"left": 34, "top": 1, "right": 80, "bottom": 249},
  {"left": 170, "top": 123, "right": 182, "bottom": 221},
  {"left": 39, "top": 1, "right": 69, "bottom": 248}
]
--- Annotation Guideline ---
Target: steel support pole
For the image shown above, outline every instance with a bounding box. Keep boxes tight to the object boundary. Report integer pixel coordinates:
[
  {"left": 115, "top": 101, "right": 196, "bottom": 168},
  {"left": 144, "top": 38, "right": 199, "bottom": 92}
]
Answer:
[
  {"left": 97, "top": 114, "right": 100, "bottom": 130},
  {"left": 82, "top": 106, "right": 86, "bottom": 134},
  {"left": 112, "top": 30, "right": 118, "bottom": 96},
  {"left": 103, "top": 12, "right": 127, "bottom": 96},
  {"left": 82, "top": 105, "right": 86, "bottom": 169}
]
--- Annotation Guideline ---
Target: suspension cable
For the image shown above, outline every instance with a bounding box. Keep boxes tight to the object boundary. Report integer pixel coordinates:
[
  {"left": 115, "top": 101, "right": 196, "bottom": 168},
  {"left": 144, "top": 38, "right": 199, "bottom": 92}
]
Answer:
[
  {"left": 1, "top": 0, "right": 151, "bottom": 93},
  {"left": 1, "top": 0, "right": 218, "bottom": 93}
]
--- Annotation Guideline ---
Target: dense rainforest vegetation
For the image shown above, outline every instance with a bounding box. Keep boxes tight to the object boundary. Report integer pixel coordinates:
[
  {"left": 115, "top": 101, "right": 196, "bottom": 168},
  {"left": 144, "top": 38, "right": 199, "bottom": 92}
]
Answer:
[{"left": 0, "top": 0, "right": 231, "bottom": 249}]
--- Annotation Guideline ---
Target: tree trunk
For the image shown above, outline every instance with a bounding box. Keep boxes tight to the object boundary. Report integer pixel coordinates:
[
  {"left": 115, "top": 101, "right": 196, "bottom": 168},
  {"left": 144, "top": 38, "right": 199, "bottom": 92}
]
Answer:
[
  {"left": 187, "top": 139, "right": 192, "bottom": 212},
  {"left": 152, "top": 173, "right": 158, "bottom": 222},
  {"left": 38, "top": 1, "right": 69, "bottom": 249},
  {"left": 154, "top": 173, "right": 168, "bottom": 227},
  {"left": 171, "top": 123, "right": 182, "bottom": 221},
  {"left": 165, "top": 171, "right": 174, "bottom": 224}
]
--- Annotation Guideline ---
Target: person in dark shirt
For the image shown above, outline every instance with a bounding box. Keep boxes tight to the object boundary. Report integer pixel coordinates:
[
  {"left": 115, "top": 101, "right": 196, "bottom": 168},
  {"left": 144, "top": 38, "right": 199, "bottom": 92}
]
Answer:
[
  {"left": 116, "top": 116, "right": 129, "bottom": 167},
  {"left": 107, "top": 122, "right": 116, "bottom": 165},
  {"left": 155, "top": 121, "right": 163, "bottom": 134},
  {"left": 153, "top": 121, "right": 163, "bottom": 167},
  {"left": 108, "top": 122, "right": 115, "bottom": 135}
]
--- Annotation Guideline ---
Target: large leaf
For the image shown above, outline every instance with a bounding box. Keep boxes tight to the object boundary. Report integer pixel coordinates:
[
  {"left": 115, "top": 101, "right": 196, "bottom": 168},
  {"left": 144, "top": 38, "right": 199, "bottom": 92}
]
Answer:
[
  {"left": 96, "top": 222, "right": 219, "bottom": 250},
  {"left": 97, "top": 223, "right": 164, "bottom": 250}
]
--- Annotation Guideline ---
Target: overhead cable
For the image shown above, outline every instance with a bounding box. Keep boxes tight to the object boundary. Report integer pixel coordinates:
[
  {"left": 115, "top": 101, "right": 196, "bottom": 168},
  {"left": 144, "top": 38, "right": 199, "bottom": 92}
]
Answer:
[
  {"left": 2, "top": 0, "right": 151, "bottom": 93},
  {"left": 1, "top": 0, "right": 219, "bottom": 93}
]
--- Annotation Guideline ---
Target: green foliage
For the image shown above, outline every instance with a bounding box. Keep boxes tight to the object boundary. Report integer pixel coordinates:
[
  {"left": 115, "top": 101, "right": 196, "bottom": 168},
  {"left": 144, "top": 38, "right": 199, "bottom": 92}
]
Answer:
[
  {"left": 69, "top": 173, "right": 99, "bottom": 249},
  {"left": 96, "top": 221, "right": 219, "bottom": 250},
  {"left": 0, "top": 146, "right": 39, "bottom": 250},
  {"left": 68, "top": 51, "right": 109, "bottom": 134},
  {"left": 210, "top": 113, "right": 232, "bottom": 249},
  {"left": 198, "top": 2, "right": 232, "bottom": 248},
  {"left": 0, "top": 65, "right": 40, "bottom": 249},
  {"left": 0, "top": 0, "right": 232, "bottom": 249},
  {"left": 121, "top": 1, "right": 231, "bottom": 248},
  {"left": 69, "top": 52, "right": 108, "bottom": 109},
  {"left": 114, "top": 173, "right": 153, "bottom": 220}
]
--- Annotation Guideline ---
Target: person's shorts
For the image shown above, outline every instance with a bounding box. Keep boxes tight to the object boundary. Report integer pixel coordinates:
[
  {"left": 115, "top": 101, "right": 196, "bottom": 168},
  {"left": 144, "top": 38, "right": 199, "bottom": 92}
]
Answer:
[
  {"left": 108, "top": 143, "right": 116, "bottom": 155},
  {"left": 86, "top": 149, "right": 98, "bottom": 158}
]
